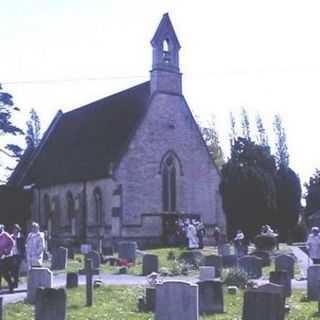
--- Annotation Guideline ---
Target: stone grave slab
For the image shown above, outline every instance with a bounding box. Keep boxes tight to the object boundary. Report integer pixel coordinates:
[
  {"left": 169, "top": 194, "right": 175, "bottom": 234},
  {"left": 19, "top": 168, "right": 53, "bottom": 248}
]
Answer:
[
  {"left": 118, "top": 241, "right": 137, "bottom": 263},
  {"left": 204, "top": 255, "right": 222, "bottom": 277},
  {"left": 307, "top": 265, "right": 320, "bottom": 300},
  {"left": 27, "top": 267, "right": 53, "bottom": 304},
  {"left": 66, "top": 272, "right": 79, "bottom": 289},
  {"left": 222, "top": 255, "right": 238, "bottom": 268},
  {"left": 51, "top": 247, "right": 68, "bottom": 270},
  {"left": 35, "top": 287, "right": 66, "bottom": 320},
  {"left": 197, "top": 280, "right": 224, "bottom": 314},
  {"left": 142, "top": 254, "right": 159, "bottom": 276},
  {"left": 270, "top": 270, "right": 291, "bottom": 297},
  {"left": 155, "top": 280, "right": 198, "bottom": 320},
  {"left": 275, "top": 254, "right": 295, "bottom": 279},
  {"left": 250, "top": 251, "right": 271, "bottom": 267},
  {"left": 199, "top": 266, "right": 215, "bottom": 281},
  {"left": 239, "top": 255, "right": 262, "bottom": 279}
]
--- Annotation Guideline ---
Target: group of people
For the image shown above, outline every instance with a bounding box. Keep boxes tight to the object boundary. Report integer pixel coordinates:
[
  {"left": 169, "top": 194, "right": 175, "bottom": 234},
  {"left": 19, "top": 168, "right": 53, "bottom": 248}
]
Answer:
[
  {"left": 0, "top": 222, "right": 45, "bottom": 292},
  {"left": 178, "top": 218, "right": 206, "bottom": 250}
]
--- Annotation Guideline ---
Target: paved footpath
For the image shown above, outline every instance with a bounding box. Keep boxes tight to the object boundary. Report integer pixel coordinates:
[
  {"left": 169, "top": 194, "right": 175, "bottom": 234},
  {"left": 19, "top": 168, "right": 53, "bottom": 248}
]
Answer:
[{"left": 0, "top": 246, "right": 312, "bottom": 305}]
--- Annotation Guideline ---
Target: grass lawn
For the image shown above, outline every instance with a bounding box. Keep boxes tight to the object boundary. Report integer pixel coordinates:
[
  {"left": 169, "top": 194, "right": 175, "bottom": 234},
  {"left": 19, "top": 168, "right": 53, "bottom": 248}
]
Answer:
[{"left": 5, "top": 285, "right": 320, "bottom": 319}]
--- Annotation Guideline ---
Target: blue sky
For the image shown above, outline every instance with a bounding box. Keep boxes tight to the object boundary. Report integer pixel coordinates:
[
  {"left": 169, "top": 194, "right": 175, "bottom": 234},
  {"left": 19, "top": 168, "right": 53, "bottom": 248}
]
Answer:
[{"left": 1, "top": 0, "right": 320, "bottom": 186}]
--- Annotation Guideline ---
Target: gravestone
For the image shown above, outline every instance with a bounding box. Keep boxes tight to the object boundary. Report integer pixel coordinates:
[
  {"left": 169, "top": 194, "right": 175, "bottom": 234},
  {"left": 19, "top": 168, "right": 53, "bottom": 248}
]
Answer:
[
  {"left": 204, "top": 255, "right": 222, "bottom": 277},
  {"left": 307, "top": 265, "right": 320, "bottom": 300},
  {"left": 66, "top": 272, "right": 79, "bottom": 289},
  {"left": 27, "top": 267, "right": 53, "bottom": 304},
  {"left": 275, "top": 254, "right": 295, "bottom": 279},
  {"left": 84, "top": 258, "right": 94, "bottom": 306},
  {"left": 239, "top": 255, "right": 263, "bottom": 279},
  {"left": 80, "top": 244, "right": 92, "bottom": 254},
  {"left": 179, "top": 251, "right": 204, "bottom": 267},
  {"left": 140, "top": 287, "right": 157, "bottom": 312},
  {"left": 0, "top": 297, "right": 3, "bottom": 320},
  {"left": 197, "top": 280, "right": 224, "bottom": 314},
  {"left": 118, "top": 241, "right": 137, "bottom": 263},
  {"left": 155, "top": 280, "right": 198, "bottom": 320},
  {"left": 51, "top": 247, "right": 68, "bottom": 270},
  {"left": 222, "top": 255, "right": 238, "bottom": 268},
  {"left": 218, "top": 243, "right": 232, "bottom": 256},
  {"left": 270, "top": 270, "right": 292, "bottom": 297},
  {"left": 142, "top": 254, "right": 159, "bottom": 276},
  {"left": 86, "top": 251, "right": 101, "bottom": 270},
  {"left": 68, "top": 247, "right": 75, "bottom": 259},
  {"left": 242, "top": 283, "right": 285, "bottom": 320},
  {"left": 251, "top": 251, "right": 271, "bottom": 267},
  {"left": 35, "top": 288, "right": 66, "bottom": 320},
  {"left": 199, "top": 266, "right": 215, "bottom": 281}
]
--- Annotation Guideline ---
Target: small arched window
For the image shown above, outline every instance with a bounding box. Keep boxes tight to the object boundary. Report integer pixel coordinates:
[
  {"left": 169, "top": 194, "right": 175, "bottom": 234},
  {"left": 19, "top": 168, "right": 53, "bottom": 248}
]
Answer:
[
  {"left": 94, "top": 188, "right": 103, "bottom": 225},
  {"left": 162, "top": 154, "right": 177, "bottom": 212}
]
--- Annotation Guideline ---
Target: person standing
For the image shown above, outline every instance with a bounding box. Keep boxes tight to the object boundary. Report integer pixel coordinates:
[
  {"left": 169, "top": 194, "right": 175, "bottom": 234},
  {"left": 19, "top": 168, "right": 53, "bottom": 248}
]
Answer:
[
  {"left": 306, "top": 227, "right": 320, "bottom": 264},
  {"left": 25, "top": 222, "right": 45, "bottom": 269},
  {"left": 195, "top": 219, "right": 206, "bottom": 250},
  {"left": 0, "top": 224, "right": 14, "bottom": 292},
  {"left": 234, "top": 229, "right": 245, "bottom": 257},
  {"left": 10, "top": 224, "right": 25, "bottom": 288},
  {"left": 186, "top": 220, "right": 199, "bottom": 250}
]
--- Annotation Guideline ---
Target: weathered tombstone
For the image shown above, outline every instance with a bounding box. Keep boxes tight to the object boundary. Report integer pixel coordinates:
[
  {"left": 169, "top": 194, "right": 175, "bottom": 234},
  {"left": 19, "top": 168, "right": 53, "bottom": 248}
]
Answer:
[
  {"left": 118, "top": 241, "right": 137, "bottom": 263},
  {"left": 222, "top": 255, "right": 238, "bottom": 268},
  {"left": 66, "top": 272, "right": 79, "bottom": 289},
  {"left": 270, "top": 270, "right": 292, "bottom": 297},
  {"left": 307, "top": 265, "right": 320, "bottom": 300},
  {"left": 84, "top": 258, "right": 94, "bottom": 306},
  {"left": 27, "top": 267, "right": 53, "bottom": 304},
  {"left": 199, "top": 266, "right": 215, "bottom": 281},
  {"left": 86, "top": 251, "right": 101, "bottom": 270},
  {"left": 142, "top": 254, "right": 159, "bottom": 276},
  {"left": 204, "top": 255, "right": 222, "bottom": 277},
  {"left": 35, "top": 288, "right": 66, "bottom": 320},
  {"left": 51, "top": 247, "right": 68, "bottom": 270},
  {"left": 218, "top": 243, "right": 232, "bottom": 256},
  {"left": 197, "top": 280, "right": 224, "bottom": 314},
  {"left": 251, "top": 251, "right": 271, "bottom": 267},
  {"left": 68, "top": 247, "right": 75, "bottom": 259},
  {"left": 155, "top": 280, "right": 198, "bottom": 320},
  {"left": 143, "top": 287, "right": 156, "bottom": 312},
  {"left": 242, "top": 283, "right": 286, "bottom": 320},
  {"left": 80, "top": 244, "right": 92, "bottom": 255},
  {"left": 239, "top": 255, "right": 263, "bottom": 279},
  {"left": 275, "top": 254, "right": 295, "bottom": 279},
  {"left": 0, "top": 297, "right": 3, "bottom": 320},
  {"left": 179, "top": 251, "right": 204, "bottom": 267}
]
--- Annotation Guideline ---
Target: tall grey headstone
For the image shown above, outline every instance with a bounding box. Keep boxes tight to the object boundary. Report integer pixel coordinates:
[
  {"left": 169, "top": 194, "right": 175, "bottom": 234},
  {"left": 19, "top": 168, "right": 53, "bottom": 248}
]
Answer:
[
  {"left": 239, "top": 255, "right": 263, "bottom": 279},
  {"left": 142, "top": 254, "right": 159, "bottom": 276},
  {"left": 199, "top": 266, "right": 215, "bottom": 281},
  {"left": 27, "top": 267, "right": 53, "bottom": 304},
  {"left": 222, "top": 255, "right": 238, "bottom": 268},
  {"left": 242, "top": 283, "right": 285, "bottom": 320},
  {"left": 204, "top": 255, "right": 222, "bottom": 277},
  {"left": 86, "top": 251, "right": 101, "bottom": 270},
  {"left": 51, "top": 247, "right": 68, "bottom": 270},
  {"left": 251, "top": 251, "right": 271, "bottom": 267},
  {"left": 307, "top": 265, "right": 320, "bottom": 300},
  {"left": 270, "top": 270, "right": 291, "bottom": 297},
  {"left": 155, "top": 280, "right": 198, "bottom": 320},
  {"left": 118, "top": 241, "right": 137, "bottom": 263},
  {"left": 197, "top": 280, "right": 224, "bottom": 314},
  {"left": 275, "top": 254, "right": 295, "bottom": 279},
  {"left": 35, "top": 288, "right": 66, "bottom": 320},
  {"left": 66, "top": 272, "right": 79, "bottom": 289}
]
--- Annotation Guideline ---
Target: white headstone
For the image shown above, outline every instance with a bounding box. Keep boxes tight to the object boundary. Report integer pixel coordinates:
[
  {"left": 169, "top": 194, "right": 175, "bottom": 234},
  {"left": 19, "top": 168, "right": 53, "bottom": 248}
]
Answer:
[
  {"left": 199, "top": 266, "right": 215, "bottom": 281},
  {"left": 27, "top": 267, "right": 53, "bottom": 304}
]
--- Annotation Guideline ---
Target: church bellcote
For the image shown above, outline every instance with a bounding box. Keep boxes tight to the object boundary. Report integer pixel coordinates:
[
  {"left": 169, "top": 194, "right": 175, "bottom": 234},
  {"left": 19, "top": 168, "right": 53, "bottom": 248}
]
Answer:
[{"left": 150, "top": 13, "right": 182, "bottom": 95}]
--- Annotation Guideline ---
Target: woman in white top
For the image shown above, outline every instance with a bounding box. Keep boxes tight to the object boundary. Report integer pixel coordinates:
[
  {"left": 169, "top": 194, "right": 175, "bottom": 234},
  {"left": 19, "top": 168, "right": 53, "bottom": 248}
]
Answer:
[
  {"left": 25, "top": 222, "right": 45, "bottom": 269},
  {"left": 306, "top": 226, "right": 320, "bottom": 264}
]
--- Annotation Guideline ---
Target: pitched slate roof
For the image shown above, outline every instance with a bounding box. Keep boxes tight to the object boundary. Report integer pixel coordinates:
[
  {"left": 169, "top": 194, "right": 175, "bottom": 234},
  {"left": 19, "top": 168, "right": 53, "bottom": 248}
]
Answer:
[{"left": 13, "top": 81, "right": 150, "bottom": 187}]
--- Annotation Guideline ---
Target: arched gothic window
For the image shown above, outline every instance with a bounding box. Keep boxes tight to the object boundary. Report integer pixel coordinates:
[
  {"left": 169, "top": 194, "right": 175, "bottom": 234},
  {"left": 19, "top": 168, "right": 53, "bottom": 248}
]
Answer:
[
  {"left": 94, "top": 188, "right": 103, "bottom": 225},
  {"left": 162, "top": 154, "right": 177, "bottom": 212}
]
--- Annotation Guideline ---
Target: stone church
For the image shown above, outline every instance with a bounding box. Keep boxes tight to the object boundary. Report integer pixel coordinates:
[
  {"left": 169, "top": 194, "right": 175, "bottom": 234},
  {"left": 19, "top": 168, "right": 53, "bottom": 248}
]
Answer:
[{"left": 9, "top": 14, "right": 226, "bottom": 250}]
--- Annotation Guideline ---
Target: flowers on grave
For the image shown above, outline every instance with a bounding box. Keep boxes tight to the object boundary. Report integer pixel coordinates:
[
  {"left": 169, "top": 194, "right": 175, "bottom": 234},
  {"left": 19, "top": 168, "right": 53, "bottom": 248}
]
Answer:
[{"left": 146, "top": 272, "right": 162, "bottom": 287}]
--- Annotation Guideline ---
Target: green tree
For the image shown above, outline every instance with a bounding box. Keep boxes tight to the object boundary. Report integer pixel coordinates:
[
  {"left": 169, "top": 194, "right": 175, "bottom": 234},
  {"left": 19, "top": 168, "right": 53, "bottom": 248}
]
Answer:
[
  {"left": 220, "top": 137, "right": 278, "bottom": 239},
  {"left": 273, "top": 114, "right": 289, "bottom": 168},
  {"left": 229, "top": 112, "right": 237, "bottom": 147},
  {"left": 255, "top": 114, "right": 269, "bottom": 147},
  {"left": 26, "top": 108, "right": 41, "bottom": 147},
  {"left": 200, "top": 115, "right": 224, "bottom": 169},
  {"left": 240, "top": 107, "right": 251, "bottom": 140},
  {"left": 305, "top": 169, "right": 320, "bottom": 216}
]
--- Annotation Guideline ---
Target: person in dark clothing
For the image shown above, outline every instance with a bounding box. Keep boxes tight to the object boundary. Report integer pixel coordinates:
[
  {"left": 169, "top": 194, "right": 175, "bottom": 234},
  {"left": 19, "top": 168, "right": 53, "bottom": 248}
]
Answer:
[
  {"left": 195, "top": 220, "right": 206, "bottom": 249},
  {"left": 10, "top": 224, "right": 25, "bottom": 288}
]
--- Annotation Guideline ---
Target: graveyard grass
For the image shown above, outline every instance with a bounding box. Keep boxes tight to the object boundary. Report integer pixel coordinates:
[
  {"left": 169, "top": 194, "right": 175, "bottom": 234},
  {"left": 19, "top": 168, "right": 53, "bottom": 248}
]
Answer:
[{"left": 6, "top": 285, "right": 320, "bottom": 319}]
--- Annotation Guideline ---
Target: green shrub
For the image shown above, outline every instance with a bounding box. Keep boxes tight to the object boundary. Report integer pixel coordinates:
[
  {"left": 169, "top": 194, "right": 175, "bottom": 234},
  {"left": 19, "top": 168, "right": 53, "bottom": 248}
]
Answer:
[
  {"left": 167, "top": 251, "right": 176, "bottom": 260},
  {"left": 222, "top": 268, "right": 248, "bottom": 289},
  {"left": 168, "top": 259, "right": 191, "bottom": 276}
]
